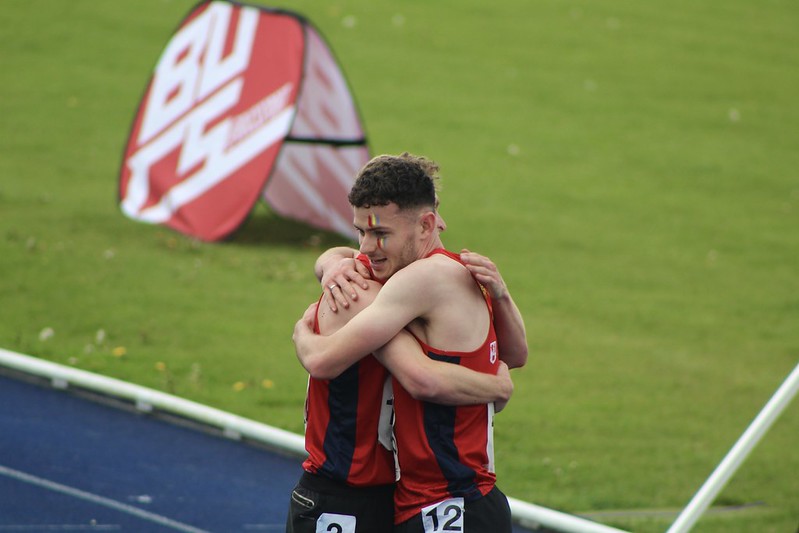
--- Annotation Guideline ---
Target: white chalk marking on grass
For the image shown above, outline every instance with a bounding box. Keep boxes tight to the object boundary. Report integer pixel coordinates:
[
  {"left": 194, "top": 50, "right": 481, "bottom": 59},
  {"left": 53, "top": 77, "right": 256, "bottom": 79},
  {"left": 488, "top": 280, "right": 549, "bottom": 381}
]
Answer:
[{"left": 0, "top": 465, "right": 209, "bottom": 533}]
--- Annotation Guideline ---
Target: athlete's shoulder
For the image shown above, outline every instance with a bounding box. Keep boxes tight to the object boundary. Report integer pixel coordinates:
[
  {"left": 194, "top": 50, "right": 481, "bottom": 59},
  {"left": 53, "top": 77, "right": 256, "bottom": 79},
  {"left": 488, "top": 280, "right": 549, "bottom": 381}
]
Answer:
[
  {"left": 422, "top": 250, "right": 471, "bottom": 279},
  {"left": 385, "top": 255, "right": 468, "bottom": 299},
  {"left": 317, "top": 280, "right": 381, "bottom": 334},
  {"left": 387, "top": 254, "right": 450, "bottom": 283}
]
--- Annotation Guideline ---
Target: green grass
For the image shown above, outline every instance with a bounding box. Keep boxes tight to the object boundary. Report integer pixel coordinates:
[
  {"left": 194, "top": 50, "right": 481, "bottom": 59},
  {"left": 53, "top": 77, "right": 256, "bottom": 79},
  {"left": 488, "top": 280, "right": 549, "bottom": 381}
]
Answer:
[{"left": 1, "top": 1, "right": 798, "bottom": 532}]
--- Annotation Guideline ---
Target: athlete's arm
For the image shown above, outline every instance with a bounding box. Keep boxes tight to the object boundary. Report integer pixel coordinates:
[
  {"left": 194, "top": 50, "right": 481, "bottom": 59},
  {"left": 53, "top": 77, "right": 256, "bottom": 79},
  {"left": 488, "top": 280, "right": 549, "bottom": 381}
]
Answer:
[
  {"left": 310, "top": 256, "right": 513, "bottom": 411},
  {"left": 314, "top": 246, "right": 371, "bottom": 312},
  {"left": 374, "top": 333, "right": 513, "bottom": 408},
  {"left": 461, "top": 249, "right": 528, "bottom": 369},
  {"left": 312, "top": 277, "right": 513, "bottom": 406},
  {"left": 313, "top": 246, "right": 358, "bottom": 281},
  {"left": 293, "top": 262, "right": 439, "bottom": 380}
]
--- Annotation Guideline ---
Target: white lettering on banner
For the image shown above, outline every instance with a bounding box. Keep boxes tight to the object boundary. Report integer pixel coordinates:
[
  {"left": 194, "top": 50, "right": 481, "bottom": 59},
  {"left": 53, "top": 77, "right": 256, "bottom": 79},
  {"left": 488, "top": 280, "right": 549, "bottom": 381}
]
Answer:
[
  {"left": 122, "top": 2, "right": 297, "bottom": 223},
  {"left": 421, "top": 498, "right": 465, "bottom": 533},
  {"left": 227, "top": 83, "right": 294, "bottom": 148},
  {"left": 139, "top": 2, "right": 257, "bottom": 145},
  {"left": 123, "top": 98, "right": 295, "bottom": 223},
  {"left": 197, "top": 4, "right": 257, "bottom": 103}
]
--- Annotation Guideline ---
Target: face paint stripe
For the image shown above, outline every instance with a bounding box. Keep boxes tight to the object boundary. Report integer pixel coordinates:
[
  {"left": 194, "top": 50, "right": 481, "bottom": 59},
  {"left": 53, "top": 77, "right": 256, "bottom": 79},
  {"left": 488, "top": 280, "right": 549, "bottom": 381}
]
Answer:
[{"left": 368, "top": 213, "right": 379, "bottom": 227}]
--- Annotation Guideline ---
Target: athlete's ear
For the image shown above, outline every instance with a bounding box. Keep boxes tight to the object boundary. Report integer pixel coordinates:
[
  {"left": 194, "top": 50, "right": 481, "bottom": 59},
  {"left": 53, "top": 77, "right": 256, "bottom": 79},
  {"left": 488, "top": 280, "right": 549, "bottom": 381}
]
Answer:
[{"left": 418, "top": 210, "right": 437, "bottom": 237}]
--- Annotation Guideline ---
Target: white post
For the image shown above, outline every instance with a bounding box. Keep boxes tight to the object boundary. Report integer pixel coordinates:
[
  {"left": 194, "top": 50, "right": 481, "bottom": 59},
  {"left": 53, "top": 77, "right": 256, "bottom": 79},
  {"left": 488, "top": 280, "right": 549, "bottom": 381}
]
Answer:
[{"left": 667, "top": 362, "right": 799, "bottom": 533}]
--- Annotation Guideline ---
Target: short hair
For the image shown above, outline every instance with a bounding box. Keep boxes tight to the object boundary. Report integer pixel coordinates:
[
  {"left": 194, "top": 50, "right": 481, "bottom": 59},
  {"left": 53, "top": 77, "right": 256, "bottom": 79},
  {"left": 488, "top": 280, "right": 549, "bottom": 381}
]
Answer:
[{"left": 348, "top": 152, "right": 439, "bottom": 211}]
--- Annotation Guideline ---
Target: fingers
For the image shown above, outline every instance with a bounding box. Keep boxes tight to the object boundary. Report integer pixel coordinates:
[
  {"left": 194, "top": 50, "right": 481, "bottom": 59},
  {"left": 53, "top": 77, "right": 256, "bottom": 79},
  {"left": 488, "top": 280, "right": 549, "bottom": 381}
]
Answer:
[
  {"left": 333, "top": 273, "right": 366, "bottom": 298},
  {"left": 321, "top": 258, "right": 372, "bottom": 312},
  {"left": 460, "top": 249, "right": 495, "bottom": 270},
  {"left": 328, "top": 281, "right": 353, "bottom": 311},
  {"left": 294, "top": 303, "right": 317, "bottom": 338},
  {"left": 460, "top": 249, "right": 497, "bottom": 279},
  {"left": 322, "top": 283, "right": 340, "bottom": 313},
  {"left": 497, "top": 360, "right": 510, "bottom": 377},
  {"left": 293, "top": 302, "right": 320, "bottom": 346},
  {"left": 495, "top": 398, "right": 509, "bottom": 414},
  {"left": 302, "top": 302, "right": 317, "bottom": 324},
  {"left": 494, "top": 361, "right": 513, "bottom": 413},
  {"left": 460, "top": 250, "right": 508, "bottom": 299},
  {"left": 322, "top": 280, "right": 355, "bottom": 313},
  {"left": 340, "top": 258, "right": 371, "bottom": 292},
  {"left": 352, "top": 260, "right": 372, "bottom": 287}
]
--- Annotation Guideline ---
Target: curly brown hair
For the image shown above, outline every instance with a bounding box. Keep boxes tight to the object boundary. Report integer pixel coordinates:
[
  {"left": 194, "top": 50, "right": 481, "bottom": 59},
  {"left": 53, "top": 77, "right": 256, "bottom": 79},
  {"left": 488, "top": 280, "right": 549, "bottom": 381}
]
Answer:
[{"left": 348, "top": 152, "right": 440, "bottom": 211}]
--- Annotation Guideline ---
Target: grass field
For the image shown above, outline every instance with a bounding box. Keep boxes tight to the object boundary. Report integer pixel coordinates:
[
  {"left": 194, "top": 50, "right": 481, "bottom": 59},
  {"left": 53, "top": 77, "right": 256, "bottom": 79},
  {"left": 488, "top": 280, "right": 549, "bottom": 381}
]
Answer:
[{"left": 1, "top": 1, "right": 797, "bottom": 531}]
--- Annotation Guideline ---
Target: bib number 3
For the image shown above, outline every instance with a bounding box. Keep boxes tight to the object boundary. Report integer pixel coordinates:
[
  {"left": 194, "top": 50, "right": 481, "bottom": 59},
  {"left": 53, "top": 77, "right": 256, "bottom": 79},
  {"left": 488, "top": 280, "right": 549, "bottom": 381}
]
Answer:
[
  {"left": 316, "top": 513, "right": 356, "bottom": 533},
  {"left": 421, "top": 497, "right": 465, "bottom": 532}
]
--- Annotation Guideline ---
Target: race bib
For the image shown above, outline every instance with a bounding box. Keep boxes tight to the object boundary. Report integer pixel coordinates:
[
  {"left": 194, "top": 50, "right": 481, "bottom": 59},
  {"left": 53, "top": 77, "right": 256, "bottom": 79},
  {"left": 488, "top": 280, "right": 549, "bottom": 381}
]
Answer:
[
  {"left": 316, "top": 513, "right": 356, "bottom": 533},
  {"left": 421, "top": 497, "right": 465, "bottom": 532}
]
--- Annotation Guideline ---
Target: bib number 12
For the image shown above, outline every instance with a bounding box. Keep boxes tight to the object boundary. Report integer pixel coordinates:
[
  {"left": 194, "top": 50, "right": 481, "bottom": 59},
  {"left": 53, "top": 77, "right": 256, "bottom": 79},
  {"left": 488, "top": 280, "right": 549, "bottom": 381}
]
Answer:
[{"left": 421, "top": 497, "right": 464, "bottom": 532}]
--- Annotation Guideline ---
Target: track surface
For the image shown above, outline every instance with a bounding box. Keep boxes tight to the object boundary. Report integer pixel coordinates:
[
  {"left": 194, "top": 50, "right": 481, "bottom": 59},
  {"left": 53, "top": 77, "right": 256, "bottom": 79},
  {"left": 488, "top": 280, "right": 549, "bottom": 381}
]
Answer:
[{"left": 0, "top": 372, "right": 539, "bottom": 532}]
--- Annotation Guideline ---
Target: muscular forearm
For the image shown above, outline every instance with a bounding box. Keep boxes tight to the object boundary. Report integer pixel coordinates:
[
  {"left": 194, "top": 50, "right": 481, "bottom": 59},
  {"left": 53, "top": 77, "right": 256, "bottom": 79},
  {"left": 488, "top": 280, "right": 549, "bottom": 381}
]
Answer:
[
  {"left": 375, "top": 333, "right": 513, "bottom": 406},
  {"left": 294, "top": 294, "right": 403, "bottom": 380},
  {"left": 421, "top": 363, "right": 512, "bottom": 405},
  {"left": 294, "top": 326, "right": 362, "bottom": 380},
  {"left": 493, "top": 293, "right": 528, "bottom": 369},
  {"left": 314, "top": 246, "right": 358, "bottom": 281},
  {"left": 459, "top": 249, "right": 528, "bottom": 368}
]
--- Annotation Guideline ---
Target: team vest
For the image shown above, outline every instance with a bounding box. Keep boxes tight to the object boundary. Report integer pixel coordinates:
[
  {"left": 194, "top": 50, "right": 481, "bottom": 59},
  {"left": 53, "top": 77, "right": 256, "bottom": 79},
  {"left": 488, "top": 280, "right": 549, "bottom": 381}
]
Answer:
[
  {"left": 392, "top": 249, "right": 500, "bottom": 523},
  {"left": 301, "top": 255, "right": 395, "bottom": 486}
]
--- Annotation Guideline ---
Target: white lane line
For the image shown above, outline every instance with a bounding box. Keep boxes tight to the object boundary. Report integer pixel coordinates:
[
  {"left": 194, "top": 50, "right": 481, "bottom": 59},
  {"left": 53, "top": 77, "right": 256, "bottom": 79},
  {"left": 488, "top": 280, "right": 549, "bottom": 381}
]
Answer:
[
  {"left": 0, "top": 525, "right": 119, "bottom": 530},
  {"left": 0, "top": 465, "right": 209, "bottom": 533}
]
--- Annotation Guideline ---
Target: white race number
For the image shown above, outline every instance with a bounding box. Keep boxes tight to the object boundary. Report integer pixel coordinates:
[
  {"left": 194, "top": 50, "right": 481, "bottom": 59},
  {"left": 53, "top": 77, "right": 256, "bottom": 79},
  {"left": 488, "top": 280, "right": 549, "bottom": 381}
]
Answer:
[{"left": 421, "top": 497, "right": 464, "bottom": 532}]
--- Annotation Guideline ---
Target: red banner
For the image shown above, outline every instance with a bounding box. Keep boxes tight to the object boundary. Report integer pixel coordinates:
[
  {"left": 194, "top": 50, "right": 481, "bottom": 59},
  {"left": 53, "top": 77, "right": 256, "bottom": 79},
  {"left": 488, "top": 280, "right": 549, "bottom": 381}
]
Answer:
[{"left": 120, "top": 1, "right": 368, "bottom": 241}]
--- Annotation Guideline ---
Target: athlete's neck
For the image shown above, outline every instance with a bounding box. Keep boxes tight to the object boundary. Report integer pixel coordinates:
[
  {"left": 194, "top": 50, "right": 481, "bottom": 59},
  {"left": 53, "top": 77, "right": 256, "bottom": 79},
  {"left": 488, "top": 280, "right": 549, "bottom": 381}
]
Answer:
[{"left": 417, "top": 235, "right": 445, "bottom": 260}]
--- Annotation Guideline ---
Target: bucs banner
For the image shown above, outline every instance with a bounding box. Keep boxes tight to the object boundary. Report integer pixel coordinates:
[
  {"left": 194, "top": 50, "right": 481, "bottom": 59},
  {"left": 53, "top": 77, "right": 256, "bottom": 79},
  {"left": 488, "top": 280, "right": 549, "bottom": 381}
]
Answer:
[{"left": 119, "top": 0, "right": 369, "bottom": 241}]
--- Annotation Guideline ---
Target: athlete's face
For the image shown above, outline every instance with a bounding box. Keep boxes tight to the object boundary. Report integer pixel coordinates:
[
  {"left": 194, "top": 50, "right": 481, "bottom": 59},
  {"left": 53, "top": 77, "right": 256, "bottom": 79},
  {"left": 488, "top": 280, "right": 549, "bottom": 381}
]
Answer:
[{"left": 353, "top": 203, "right": 423, "bottom": 282}]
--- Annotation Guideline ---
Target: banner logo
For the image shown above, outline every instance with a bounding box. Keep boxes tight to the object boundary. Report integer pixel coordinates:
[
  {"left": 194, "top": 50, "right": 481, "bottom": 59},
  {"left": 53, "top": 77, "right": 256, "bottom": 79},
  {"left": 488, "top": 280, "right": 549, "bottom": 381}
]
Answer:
[
  {"left": 120, "top": 2, "right": 302, "bottom": 239},
  {"left": 119, "top": 0, "right": 369, "bottom": 241}
]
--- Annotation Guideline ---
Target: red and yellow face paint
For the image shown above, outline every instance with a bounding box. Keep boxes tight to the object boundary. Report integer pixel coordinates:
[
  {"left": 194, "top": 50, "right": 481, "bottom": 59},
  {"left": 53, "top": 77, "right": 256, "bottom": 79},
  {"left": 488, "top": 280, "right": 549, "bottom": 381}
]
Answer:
[{"left": 367, "top": 213, "right": 386, "bottom": 249}]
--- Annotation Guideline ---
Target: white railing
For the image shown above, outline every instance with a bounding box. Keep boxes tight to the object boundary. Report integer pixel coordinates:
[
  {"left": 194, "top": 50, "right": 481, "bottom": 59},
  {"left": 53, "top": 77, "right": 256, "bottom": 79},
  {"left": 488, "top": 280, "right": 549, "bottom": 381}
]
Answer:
[
  {"left": 0, "top": 347, "right": 306, "bottom": 456},
  {"left": 0, "top": 347, "right": 631, "bottom": 532},
  {"left": 666, "top": 361, "right": 799, "bottom": 533}
]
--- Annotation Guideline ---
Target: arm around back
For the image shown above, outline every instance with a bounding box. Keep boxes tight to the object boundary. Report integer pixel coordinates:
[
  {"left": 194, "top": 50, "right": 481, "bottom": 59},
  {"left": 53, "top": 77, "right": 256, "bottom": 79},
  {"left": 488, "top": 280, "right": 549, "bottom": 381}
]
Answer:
[
  {"left": 375, "top": 335, "right": 513, "bottom": 406},
  {"left": 294, "top": 279, "right": 382, "bottom": 380},
  {"left": 460, "top": 249, "right": 528, "bottom": 369}
]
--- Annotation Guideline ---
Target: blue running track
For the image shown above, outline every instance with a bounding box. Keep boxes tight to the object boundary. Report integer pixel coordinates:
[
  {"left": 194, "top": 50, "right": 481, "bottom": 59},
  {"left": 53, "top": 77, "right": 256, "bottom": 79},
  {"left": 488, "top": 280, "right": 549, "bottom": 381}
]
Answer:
[{"left": 0, "top": 368, "right": 541, "bottom": 532}]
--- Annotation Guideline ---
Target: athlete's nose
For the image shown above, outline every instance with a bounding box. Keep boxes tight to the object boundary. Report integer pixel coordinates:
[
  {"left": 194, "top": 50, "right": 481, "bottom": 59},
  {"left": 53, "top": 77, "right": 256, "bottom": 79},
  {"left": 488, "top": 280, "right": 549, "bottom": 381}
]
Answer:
[
  {"left": 359, "top": 233, "right": 377, "bottom": 254},
  {"left": 436, "top": 211, "right": 447, "bottom": 232}
]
